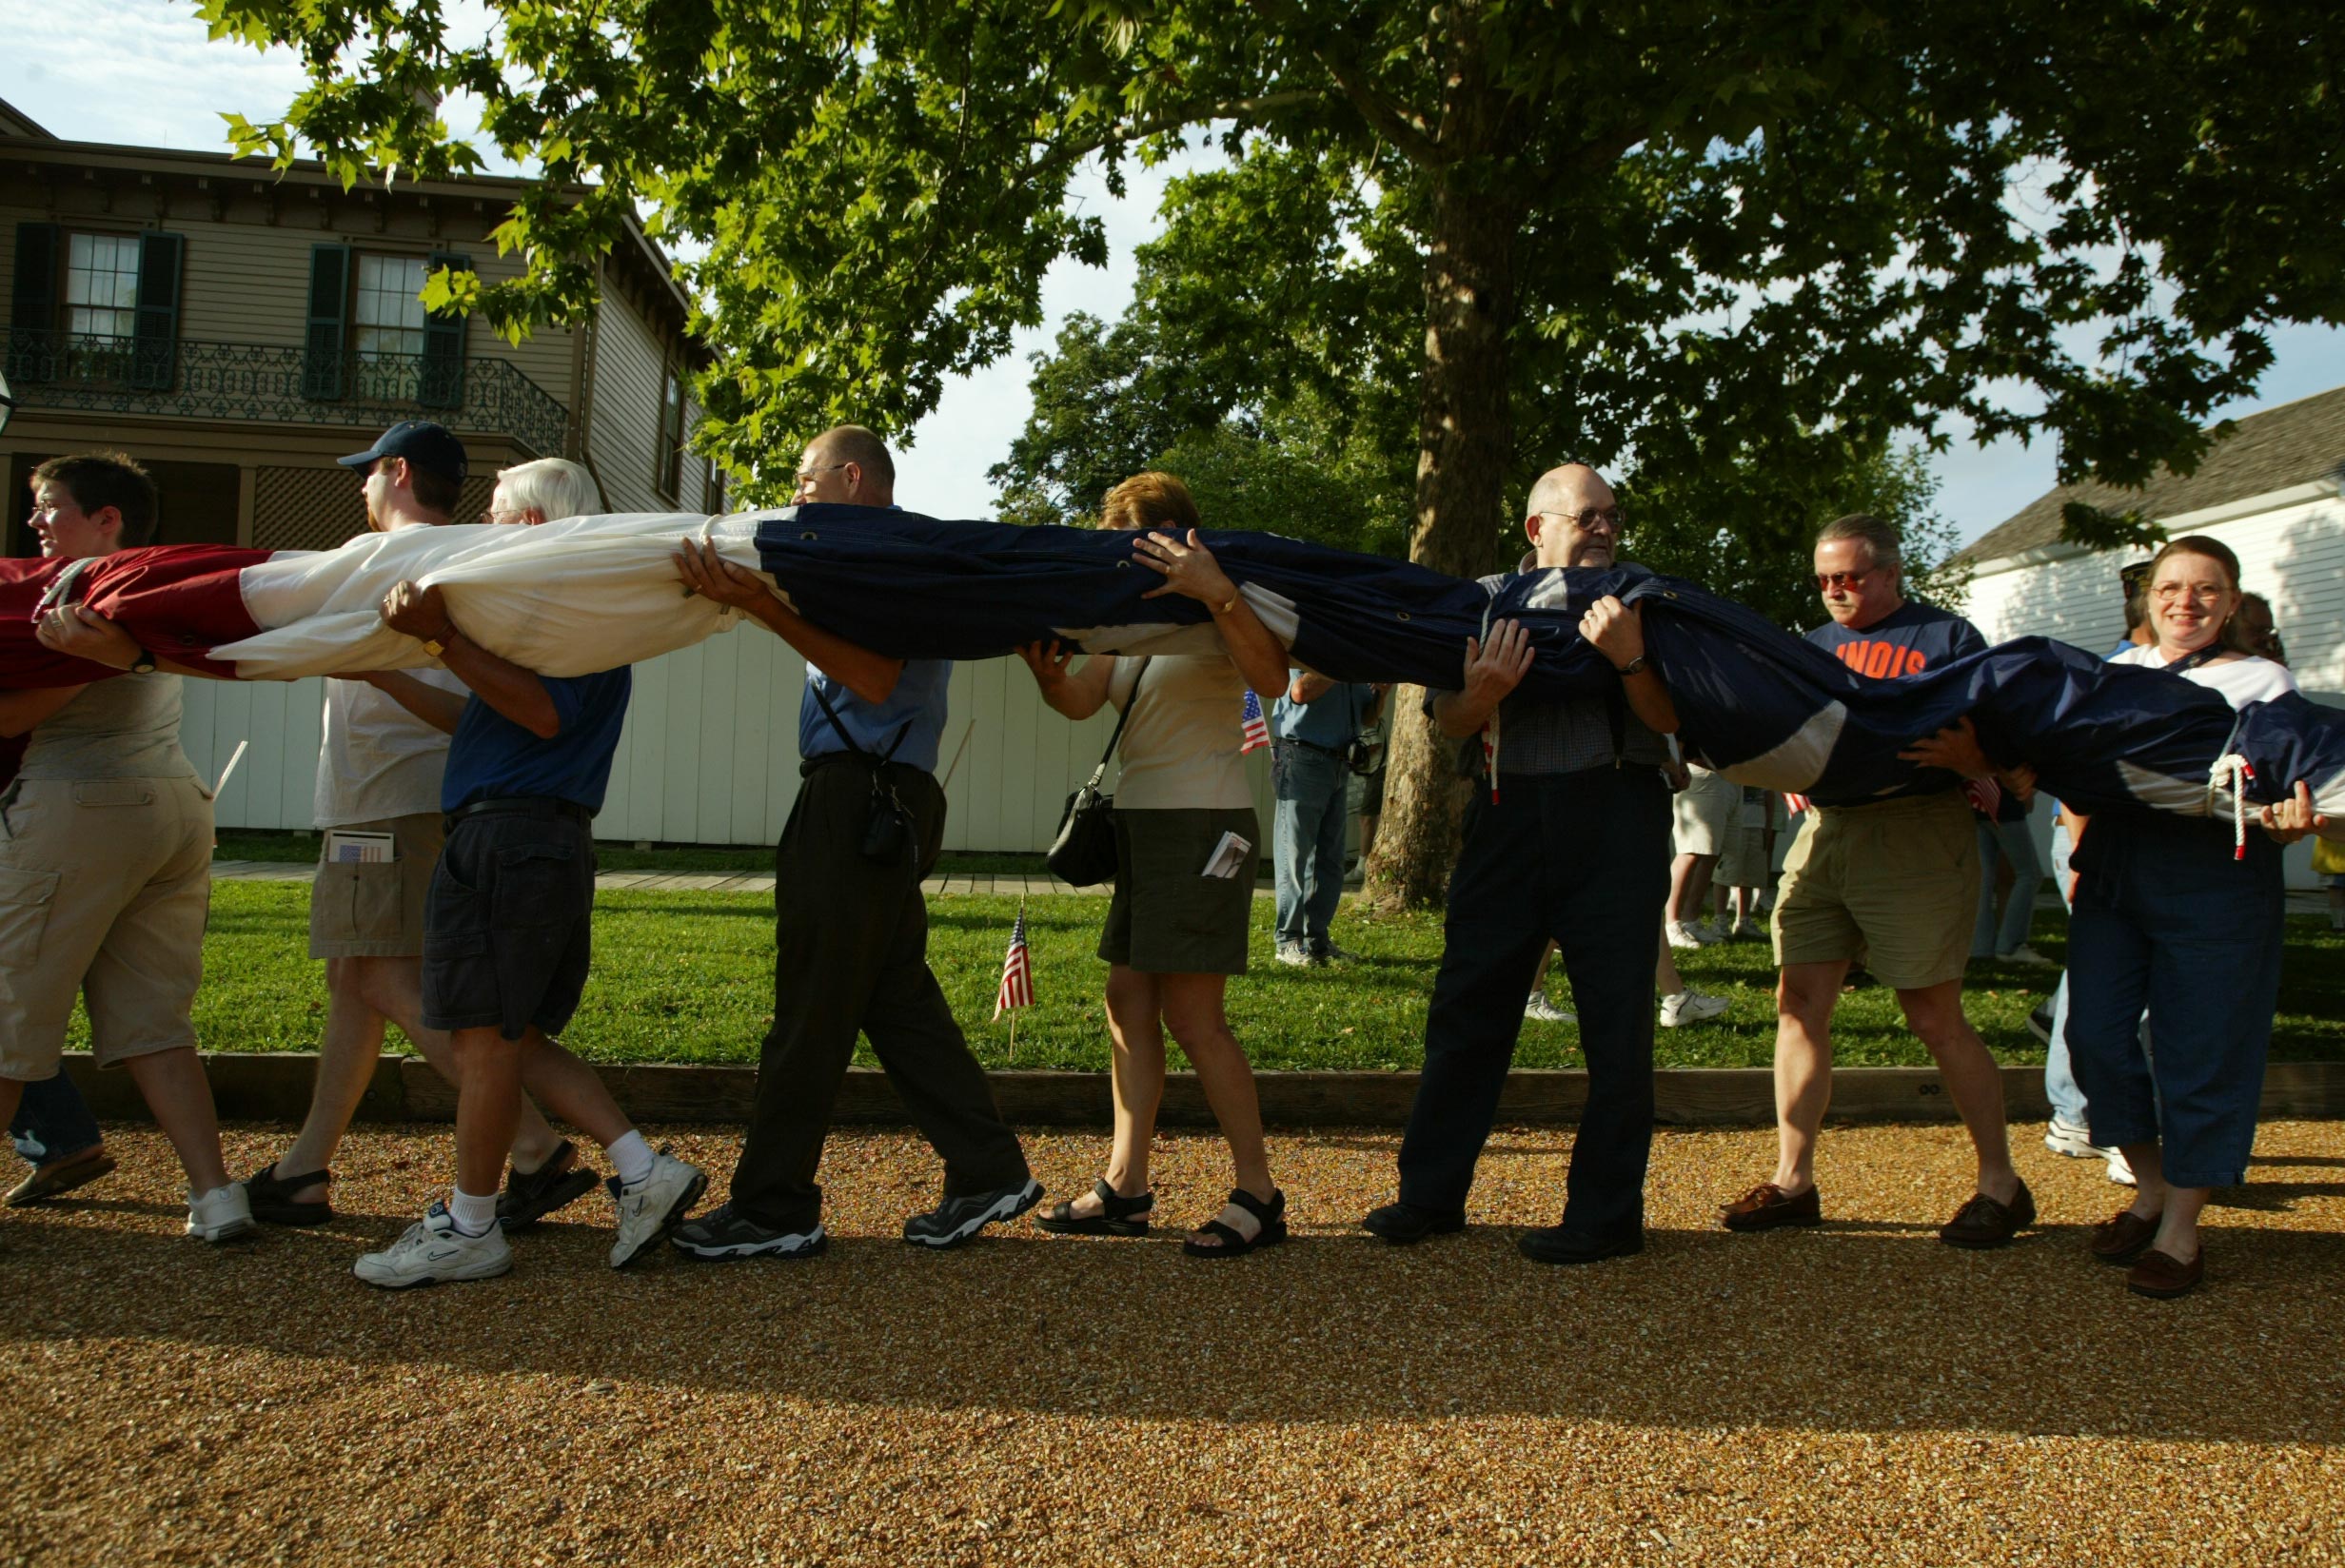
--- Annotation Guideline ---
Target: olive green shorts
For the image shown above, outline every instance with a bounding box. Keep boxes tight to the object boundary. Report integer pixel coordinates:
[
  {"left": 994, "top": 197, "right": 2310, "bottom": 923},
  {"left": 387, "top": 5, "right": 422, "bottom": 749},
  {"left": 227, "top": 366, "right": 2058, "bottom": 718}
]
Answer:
[
  {"left": 1099, "top": 807, "right": 1259, "bottom": 975},
  {"left": 1772, "top": 790, "right": 1980, "bottom": 990}
]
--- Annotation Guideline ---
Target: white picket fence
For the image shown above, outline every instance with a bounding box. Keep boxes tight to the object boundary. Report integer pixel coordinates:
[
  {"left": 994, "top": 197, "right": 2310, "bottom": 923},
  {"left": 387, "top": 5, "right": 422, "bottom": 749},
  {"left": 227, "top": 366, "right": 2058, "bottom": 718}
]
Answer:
[{"left": 181, "top": 629, "right": 1286, "bottom": 850}]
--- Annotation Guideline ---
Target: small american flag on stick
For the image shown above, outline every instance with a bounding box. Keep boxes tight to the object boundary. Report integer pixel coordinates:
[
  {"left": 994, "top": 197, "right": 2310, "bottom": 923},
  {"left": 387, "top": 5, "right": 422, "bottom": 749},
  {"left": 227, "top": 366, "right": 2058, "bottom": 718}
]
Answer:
[
  {"left": 995, "top": 903, "right": 1035, "bottom": 1020},
  {"left": 1239, "top": 689, "right": 1271, "bottom": 754}
]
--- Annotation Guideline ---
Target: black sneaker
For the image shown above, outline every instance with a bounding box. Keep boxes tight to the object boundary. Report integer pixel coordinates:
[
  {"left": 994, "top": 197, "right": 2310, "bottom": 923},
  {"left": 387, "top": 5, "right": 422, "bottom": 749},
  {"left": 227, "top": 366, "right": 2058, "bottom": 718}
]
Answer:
[
  {"left": 497, "top": 1139, "right": 600, "bottom": 1231},
  {"left": 2026, "top": 1003, "right": 2055, "bottom": 1047},
  {"left": 1516, "top": 1225, "right": 1645, "bottom": 1266},
  {"left": 670, "top": 1202, "right": 827, "bottom": 1262},
  {"left": 902, "top": 1177, "right": 1043, "bottom": 1249}
]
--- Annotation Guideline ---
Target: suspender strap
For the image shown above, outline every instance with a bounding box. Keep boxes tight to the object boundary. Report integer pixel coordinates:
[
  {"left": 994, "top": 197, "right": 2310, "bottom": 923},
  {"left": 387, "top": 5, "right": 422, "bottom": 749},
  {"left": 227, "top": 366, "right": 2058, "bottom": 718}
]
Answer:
[{"left": 809, "top": 677, "right": 915, "bottom": 766}]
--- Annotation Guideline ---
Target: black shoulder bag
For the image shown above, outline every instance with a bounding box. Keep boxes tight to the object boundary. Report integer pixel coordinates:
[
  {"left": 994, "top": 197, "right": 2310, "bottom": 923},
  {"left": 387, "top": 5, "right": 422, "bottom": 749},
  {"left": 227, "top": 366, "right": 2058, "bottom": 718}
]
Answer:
[
  {"left": 1046, "top": 657, "right": 1150, "bottom": 886},
  {"left": 808, "top": 681, "right": 918, "bottom": 865}
]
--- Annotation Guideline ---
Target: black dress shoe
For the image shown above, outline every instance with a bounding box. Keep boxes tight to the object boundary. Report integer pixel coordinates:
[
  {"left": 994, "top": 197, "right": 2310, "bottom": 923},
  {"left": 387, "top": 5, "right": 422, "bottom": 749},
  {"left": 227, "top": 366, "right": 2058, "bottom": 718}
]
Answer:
[
  {"left": 1516, "top": 1225, "right": 1645, "bottom": 1266},
  {"left": 1361, "top": 1202, "right": 1467, "bottom": 1244}
]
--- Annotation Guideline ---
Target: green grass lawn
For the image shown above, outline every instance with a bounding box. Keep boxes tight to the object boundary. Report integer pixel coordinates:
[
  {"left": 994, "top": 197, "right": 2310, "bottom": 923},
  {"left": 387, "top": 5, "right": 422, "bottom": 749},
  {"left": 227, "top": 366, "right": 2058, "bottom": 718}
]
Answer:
[{"left": 102, "top": 884, "right": 2345, "bottom": 1071}]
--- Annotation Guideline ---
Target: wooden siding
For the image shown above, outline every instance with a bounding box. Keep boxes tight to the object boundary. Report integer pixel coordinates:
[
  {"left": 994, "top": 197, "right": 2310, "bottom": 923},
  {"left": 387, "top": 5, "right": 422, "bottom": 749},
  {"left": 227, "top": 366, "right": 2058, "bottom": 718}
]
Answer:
[
  {"left": 584, "top": 284, "right": 675, "bottom": 514},
  {"left": 0, "top": 186, "right": 574, "bottom": 396},
  {"left": 182, "top": 640, "right": 1284, "bottom": 853}
]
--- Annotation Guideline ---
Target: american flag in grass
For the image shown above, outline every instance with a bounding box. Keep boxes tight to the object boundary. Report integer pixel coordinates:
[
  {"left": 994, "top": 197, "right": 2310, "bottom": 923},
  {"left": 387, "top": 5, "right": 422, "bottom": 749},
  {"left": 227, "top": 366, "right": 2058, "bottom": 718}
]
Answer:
[
  {"left": 1240, "top": 689, "right": 1271, "bottom": 754},
  {"left": 994, "top": 908, "right": 1035, "bottom": 1019}
]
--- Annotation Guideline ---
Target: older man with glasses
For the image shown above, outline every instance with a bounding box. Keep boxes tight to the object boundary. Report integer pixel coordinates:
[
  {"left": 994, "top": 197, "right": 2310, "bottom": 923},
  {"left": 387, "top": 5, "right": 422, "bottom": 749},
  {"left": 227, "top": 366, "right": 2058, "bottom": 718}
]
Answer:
[
  {"left": 1720, "top": 512, "right": 2034, "bottom": 1246},
  {"left": 1362, "top": 462, "right": 1679, "bottom": 1266}
]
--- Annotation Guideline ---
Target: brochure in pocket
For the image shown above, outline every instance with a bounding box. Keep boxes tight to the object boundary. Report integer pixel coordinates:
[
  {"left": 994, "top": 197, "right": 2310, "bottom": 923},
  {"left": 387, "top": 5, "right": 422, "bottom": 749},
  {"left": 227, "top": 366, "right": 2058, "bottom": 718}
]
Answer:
[
  {"left": 1201, "top": 831, "right": 1252, "bottom": 880},
  {"left": 323, "top": 829, "right": 398, "bottom": 865}
]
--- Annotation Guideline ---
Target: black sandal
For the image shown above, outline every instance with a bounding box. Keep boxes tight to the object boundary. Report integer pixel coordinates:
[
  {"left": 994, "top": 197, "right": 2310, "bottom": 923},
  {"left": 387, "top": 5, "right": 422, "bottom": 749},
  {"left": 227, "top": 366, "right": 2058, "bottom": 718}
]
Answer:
[
  {"left": 1034, "top": 1178, "right": 1153, "bottom": 1236},
  {"left": 1182, "top": 1187, "right": 1287, "bottom": 1259},
  {"left": 242, "top": 1162, "right": 332, "bottom": 1226}
]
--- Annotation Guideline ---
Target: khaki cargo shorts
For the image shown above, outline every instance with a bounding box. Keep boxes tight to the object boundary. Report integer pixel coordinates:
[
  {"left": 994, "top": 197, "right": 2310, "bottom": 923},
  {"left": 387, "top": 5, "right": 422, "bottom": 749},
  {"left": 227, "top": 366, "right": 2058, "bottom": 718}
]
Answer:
[
  {"left": 308, "top": 812, "right": 444, "bottom": 960},
  {"left": 1771, "top": 789, "right": 1979, "bottom": 990},
  {"left": 0, "top": 774, "right": 213, "bottom": 1080}
]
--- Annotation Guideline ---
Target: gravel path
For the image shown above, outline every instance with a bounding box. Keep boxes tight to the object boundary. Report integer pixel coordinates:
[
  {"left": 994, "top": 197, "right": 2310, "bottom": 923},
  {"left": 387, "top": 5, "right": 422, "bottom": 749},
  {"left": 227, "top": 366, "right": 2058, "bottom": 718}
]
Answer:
[{"left": 6, "top": 1121, "right": 2341, "bottom": 1566}]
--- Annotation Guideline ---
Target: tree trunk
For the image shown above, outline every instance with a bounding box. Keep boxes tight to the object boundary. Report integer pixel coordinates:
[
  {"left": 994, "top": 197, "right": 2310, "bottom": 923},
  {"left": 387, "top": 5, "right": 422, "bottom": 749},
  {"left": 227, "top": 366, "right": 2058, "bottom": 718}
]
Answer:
[{"left": 1360, "top": 159, "right": 1520, "bottom": 911}]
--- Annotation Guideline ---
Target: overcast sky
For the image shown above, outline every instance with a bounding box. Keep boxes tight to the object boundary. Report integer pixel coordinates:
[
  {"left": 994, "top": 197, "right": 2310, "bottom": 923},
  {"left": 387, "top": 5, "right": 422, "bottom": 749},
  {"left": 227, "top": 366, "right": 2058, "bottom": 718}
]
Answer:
[{"left": 6, "top": 0, "right": 2338, "bottom": 543}]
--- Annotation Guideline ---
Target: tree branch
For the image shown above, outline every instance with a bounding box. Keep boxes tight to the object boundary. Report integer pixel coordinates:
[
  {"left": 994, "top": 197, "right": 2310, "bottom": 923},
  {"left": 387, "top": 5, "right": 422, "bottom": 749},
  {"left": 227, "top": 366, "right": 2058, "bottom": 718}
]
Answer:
[{"left": 1244, "top": 0, "right": 1445, "bottom": 167}]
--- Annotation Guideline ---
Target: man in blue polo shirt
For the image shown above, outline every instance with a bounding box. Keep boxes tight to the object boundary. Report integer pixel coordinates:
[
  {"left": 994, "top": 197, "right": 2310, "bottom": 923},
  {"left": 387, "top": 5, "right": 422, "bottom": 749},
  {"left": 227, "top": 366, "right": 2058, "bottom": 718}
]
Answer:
[
  {"left": 1270, "top": 670, "right": 1384, "bottom": 966},
  {"left": 352, "top": 578, "right": 705, "bottom": 1286},
  {"left": 669, "top": 425, "right": 1037, "bottom": 1261}
]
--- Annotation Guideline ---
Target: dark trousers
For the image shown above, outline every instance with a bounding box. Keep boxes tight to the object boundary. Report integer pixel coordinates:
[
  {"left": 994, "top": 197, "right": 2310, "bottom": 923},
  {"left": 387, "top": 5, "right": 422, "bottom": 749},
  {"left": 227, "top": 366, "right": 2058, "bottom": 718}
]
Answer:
[
  {"left": 10, "top": 1071, "right": 102, "bottom": 1165},
  {"left": 727, "top": 758, "right": 1030, "bottom": 1230},
  {"left": 1397, "top": 767, "right": 1670, "bottom": 1238}
]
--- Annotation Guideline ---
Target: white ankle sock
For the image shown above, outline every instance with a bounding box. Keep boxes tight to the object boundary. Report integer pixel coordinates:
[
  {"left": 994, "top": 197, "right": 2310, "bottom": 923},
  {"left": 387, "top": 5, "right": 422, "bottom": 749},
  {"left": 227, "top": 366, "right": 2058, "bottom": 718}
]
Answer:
[
  {"left": 448, "top": 1186, "right": 499, "bottom": 1236},
  {"left": 607, "top": 1130, "right": 655, "bottom": 1186}
]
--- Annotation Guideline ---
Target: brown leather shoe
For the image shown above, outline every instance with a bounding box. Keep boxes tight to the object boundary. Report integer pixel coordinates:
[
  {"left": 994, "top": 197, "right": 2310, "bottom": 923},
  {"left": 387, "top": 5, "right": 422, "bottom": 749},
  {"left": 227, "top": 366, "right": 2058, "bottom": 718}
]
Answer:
[
  {"left": 1938, "top": 1179, "right": 2037, "bottom": 1248},
  {"left": 1721, "top": 1182, "right": 1822, "bottom": 1232},
  {"left": 2127, "top": 1245, "right": 2204, "bottom": 1299},
  {"left": 2088, "top": 1207, "right": 2159, "bottom": 1265}
]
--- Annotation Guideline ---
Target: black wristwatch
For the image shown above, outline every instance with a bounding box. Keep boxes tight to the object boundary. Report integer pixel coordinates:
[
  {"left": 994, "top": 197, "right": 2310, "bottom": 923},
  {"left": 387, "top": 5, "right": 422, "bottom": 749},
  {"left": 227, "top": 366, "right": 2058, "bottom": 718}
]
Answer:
[
  {"left": 1612, "top": 655, "right": 1648, "bottom": 676},
  {"left": 128, "top": 647, "right": 159, "bottom": 676}
]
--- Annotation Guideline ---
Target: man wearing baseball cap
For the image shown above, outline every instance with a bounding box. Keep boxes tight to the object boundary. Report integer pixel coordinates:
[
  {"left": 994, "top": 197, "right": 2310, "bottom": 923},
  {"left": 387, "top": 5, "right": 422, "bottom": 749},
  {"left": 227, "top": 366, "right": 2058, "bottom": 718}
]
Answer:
[{"left": 243, "top": 422, "right": 594, "bottom": 1232}]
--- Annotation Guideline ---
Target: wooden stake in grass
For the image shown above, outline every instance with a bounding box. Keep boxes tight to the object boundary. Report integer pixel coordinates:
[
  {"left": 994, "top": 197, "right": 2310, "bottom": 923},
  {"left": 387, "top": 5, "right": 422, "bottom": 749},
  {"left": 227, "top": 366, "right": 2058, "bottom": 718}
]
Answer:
[{"left": 994, "top": 897, "right": 1034, "bottom": 1065}]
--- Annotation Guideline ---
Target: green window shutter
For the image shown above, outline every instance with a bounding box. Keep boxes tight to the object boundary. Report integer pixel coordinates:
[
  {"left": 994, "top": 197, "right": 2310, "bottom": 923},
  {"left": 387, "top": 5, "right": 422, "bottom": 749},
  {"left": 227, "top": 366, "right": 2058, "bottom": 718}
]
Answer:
[
  {"left": 302, "top": 243, "right": 351, "bottom": 402},
  {"left": 9, "top": 222, "right": 59, "bottom": 385},
  {"left": 129, "top": 231, "right": 185, "bottom": 391},
  {"left": 418, "top": 249, "right": 471, "bottom": 410}
]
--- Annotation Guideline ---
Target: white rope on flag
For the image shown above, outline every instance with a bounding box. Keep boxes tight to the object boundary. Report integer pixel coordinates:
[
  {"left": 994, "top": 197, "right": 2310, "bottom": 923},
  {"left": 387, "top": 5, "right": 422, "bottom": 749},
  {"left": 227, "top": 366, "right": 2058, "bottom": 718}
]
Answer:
[{"left": 2209, "top": 752, "right": 2255, "bottom": 862}]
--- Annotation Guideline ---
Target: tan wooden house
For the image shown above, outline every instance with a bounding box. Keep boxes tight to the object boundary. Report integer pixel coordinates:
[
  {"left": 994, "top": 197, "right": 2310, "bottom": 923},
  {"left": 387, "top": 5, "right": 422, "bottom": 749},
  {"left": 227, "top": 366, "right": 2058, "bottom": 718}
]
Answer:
[{"left": 0, "top": 94, "right": 721, "bottom": 552}]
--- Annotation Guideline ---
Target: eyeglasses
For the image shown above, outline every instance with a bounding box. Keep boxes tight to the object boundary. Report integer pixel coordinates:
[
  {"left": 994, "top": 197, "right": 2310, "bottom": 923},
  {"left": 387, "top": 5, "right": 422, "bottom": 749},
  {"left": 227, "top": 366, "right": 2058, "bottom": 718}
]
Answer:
[
  {"left": 1815, "top": 570, "right": 1871, "bottom": 592},
  {"left": 793, "top": 462, "right": 849, "bottom": 488},
  {"left": 479, "top": 507, "right": 525, "bottom": 525},
  {"left": 2152, "top": 582, "right": 2228, "bottom": 605},
  {"left": 1532, "top": 507, "right": 1625, "bottom": 534}
]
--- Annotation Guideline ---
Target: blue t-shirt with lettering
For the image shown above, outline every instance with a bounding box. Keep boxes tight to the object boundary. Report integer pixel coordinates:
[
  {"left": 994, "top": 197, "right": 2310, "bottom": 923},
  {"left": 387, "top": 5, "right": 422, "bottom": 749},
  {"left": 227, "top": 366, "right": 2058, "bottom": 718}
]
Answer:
[
  {"left": 443, "top": 667, "right": 633, "bottom": 813},
  {"left": 1804, "top": 599, "right": 1985, "bottom": 682}
]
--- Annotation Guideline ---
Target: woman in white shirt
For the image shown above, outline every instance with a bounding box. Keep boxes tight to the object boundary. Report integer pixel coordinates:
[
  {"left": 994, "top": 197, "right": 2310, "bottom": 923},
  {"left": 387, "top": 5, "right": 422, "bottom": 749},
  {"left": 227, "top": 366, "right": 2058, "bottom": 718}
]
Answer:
[
  {"left": 1017, "top": 473, "right": 1297, "bottom": 1256},
  {"left": 2064, "top": 536, "right": 2323, "bottom": 1299}
]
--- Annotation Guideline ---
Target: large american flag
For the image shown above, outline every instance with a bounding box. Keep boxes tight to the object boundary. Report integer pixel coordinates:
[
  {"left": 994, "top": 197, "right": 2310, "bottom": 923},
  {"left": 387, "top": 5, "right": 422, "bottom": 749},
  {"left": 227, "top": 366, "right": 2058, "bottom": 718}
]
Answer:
[
  {"left": 1239, "top": 689, "right": 1271, "bottom": 754},
  {"left": 994, "top": 908, "right": 1035, "bottom": 1019}
]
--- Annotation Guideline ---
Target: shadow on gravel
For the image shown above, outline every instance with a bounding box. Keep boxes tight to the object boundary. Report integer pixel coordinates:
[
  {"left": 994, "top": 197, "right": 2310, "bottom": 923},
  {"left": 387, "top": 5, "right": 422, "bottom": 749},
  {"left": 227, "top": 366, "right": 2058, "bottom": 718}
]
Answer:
[{"left": 8, "top": 1192, "right": 2341, "bottom": 1448}]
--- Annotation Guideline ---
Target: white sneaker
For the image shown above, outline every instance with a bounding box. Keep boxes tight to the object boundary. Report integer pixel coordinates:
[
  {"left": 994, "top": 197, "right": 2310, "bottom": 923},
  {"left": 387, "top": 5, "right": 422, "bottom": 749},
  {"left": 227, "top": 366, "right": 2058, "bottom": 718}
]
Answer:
[
  {"left": 1273, "top": 940, "right": 1313, "bottom": 967},
  {"left": 2043, "top": 1115, "right": 2105, "bottom": 1159},
  {"left": 2106, "top": 1149, "right": 2137, "bottom": 1186},
  {"left": 2000, "top": 944, "right": 2058, "bottom": 968},
  {"left": 608, "top": 1151, "right": 707, "bottom": 1268},
  {"left": 353, "top": 1202, "right": 512, "bottom": 1287},
  {"left": 186, "top": 1183, "right": 257, "bottom": 1243},
  {"left": 1524, "top": 992, "right": 1576, "bottom": 1024},
  {"left": 1660, "top": 989, "right": 1729, "bottom": 1028},
  {"left": 1665, "top": 922, "right": 1711, "bottom": 950}
]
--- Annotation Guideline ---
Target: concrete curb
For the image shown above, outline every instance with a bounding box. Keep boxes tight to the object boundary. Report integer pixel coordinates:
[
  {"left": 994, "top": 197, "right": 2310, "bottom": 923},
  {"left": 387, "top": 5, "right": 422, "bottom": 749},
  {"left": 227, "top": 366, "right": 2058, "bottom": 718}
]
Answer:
[{"left": 53, "top": 1053, "right": 2345, "bottom": 1127}]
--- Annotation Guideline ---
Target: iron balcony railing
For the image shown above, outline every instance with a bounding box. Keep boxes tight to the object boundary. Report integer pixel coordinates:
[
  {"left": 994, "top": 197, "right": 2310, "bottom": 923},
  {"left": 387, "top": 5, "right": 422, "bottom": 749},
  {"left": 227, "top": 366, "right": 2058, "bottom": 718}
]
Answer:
[{"left": 3, "top": 329, "right": 570, "bottom": 459}]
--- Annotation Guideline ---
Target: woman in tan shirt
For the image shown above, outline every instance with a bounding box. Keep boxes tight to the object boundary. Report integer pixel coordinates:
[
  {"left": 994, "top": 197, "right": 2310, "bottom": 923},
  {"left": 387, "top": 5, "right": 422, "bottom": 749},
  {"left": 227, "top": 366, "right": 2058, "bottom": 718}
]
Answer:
[{"left": 1016, "top": 473, "right": 1296, "bottom": 1255}]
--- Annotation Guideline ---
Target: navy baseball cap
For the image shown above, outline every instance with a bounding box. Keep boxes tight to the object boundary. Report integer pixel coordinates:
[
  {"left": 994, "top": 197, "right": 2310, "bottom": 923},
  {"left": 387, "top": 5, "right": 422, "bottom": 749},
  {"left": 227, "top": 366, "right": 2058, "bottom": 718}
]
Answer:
[{"left": 338, "top": 421, "right": 468, "bottom": 485}]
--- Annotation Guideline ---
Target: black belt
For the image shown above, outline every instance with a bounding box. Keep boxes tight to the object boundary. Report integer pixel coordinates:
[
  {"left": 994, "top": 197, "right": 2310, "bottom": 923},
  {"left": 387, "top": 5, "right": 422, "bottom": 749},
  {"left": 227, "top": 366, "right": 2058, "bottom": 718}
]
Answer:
[
  {"left": 444, "top": 796, "right": 594, "bottom": 831},
  {"left": 1277, "top": 735, "right": 1348, "bottom": 760},
  {"left": 799, "top": 751, "right": 933, "bottom": 782}
]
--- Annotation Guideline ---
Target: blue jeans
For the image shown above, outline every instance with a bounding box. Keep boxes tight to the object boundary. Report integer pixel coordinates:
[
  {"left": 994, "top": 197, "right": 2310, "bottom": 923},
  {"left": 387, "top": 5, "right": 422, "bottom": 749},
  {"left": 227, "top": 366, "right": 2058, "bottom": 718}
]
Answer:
[
  {"left": 1972, "top": 814, "right": 2045, "bottom": 957},
  {"left": 2066, "top": 813, "right": 2282, "bottom": 1187},
  {"left": 2042, "top": 824, "right": 2085, "bottom": 1125},
  {"left": 10, "top": 1071, "right": 103, "bottom": 1166},
  {"left": 1271, "top": 740, "right": 1349, "bottom": 948}
]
